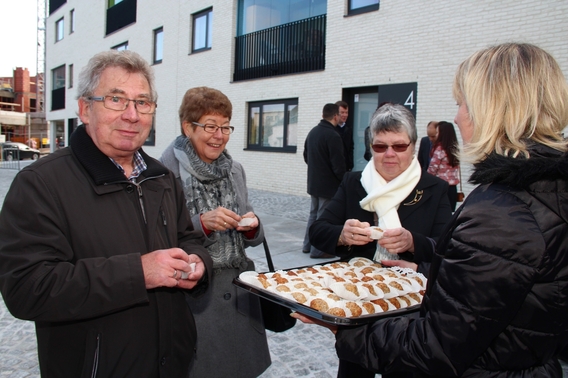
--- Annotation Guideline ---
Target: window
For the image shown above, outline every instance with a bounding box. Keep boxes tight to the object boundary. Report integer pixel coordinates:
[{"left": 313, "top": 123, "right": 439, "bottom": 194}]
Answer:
[
  {"left": 106, "top": 0, "right": 136, "bottom": 35},
  {"left": 70, "top": 9, "right": 75, "bottom": 33},
  {"left": 51, "top": 65, "right": 66, "bottom": 111},
  {"left": 192, "top": 8, "right": 212, "bottom": 52},
  {"left": 55, "top": 18, "right": 64, "bottom": 42},
  {"left": 68, "top": 64, "right": 73, "bottom": 88},
  {"left": 49, "top": 0, "right": 66, "bottom": 15},
  {"left": 153, "top": 27, "right": 164, "bottom": 64},
  {"left": 348, "top": 0, "right": 380, "bottom": 15},
  {"left": 237, "top": 0, "right": 326, "bottom": 36},
  {"left": 247, "top": 99, "right": 298, "bottom": 152},
  {"left": 144, "top": 120, "right": 156, "bottom": 146},
  {"left": 52, "top": 66, "right": 65, "bottom": 90},
  {"left": 112, "top": 42, "right": 128, "bottom": 51}
]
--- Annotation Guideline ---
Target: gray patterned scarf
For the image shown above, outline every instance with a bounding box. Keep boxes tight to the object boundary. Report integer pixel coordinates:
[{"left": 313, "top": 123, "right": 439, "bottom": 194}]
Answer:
[{"left": 173, "top": 135, "right": 246, "bottom": 270}]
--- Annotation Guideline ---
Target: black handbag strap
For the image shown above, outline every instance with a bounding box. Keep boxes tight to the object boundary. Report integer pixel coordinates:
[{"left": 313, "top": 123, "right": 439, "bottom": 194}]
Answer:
[{"left": 262, "top": 237, "right": 275, "bottom": 272}]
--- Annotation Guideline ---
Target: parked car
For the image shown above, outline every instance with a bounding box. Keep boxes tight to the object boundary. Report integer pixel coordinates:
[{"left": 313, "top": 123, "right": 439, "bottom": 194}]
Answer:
[{"left": 1, "top": 142, "right": 41, "bottom": 161}]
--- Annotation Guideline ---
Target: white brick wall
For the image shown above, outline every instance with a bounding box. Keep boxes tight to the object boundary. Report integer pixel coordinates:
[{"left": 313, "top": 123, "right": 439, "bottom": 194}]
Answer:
[{"left": 46, "top": 0, "right": 568, "bottom": 197}]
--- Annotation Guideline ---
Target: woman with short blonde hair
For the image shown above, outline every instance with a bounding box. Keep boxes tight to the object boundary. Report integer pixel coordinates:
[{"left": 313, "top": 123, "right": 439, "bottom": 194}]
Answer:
[{"left": 453, "top": 42, "right": 568, "bottom": 161}]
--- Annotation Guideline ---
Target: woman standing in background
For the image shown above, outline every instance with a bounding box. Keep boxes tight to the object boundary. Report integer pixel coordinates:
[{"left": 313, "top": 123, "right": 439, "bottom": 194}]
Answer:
[{"left": 427, "top": 121, "right": 460, "bottom": 210}]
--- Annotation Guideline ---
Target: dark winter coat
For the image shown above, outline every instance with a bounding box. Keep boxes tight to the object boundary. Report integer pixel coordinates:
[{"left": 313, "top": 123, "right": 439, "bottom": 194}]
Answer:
[
  {"left": 0, "top": 125, "right": 212, "bottom": 378},
  {"left": 335, "top": 144, "right": 568, "bottom": 377},
  {"left": 417, "top": 136, "right": 432, "bottom": 171},
  {"left": 304, "top": 119, "right": 347, "bottom": 198},
  {"left": 336, "top": 124, "right": 354, "bottom": 171},
  {"left": 310, "top": 171, "right": 451, "bottom": 273}
]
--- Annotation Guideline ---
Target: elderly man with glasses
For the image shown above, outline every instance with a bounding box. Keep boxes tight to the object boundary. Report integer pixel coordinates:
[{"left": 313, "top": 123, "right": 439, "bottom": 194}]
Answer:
[{"left": 0, "top": 50, "right": 212, "bottom": 378}]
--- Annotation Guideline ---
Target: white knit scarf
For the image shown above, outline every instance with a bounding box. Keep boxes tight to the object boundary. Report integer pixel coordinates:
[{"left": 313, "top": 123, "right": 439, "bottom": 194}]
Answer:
[{"left": 359, "top": 156, "right": 421, "bottom": 261}]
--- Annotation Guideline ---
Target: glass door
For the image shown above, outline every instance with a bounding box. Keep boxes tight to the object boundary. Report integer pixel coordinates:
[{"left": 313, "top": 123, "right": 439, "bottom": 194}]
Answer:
[{"left": 352, "top": 92, "right": 379, "bottom": 172}]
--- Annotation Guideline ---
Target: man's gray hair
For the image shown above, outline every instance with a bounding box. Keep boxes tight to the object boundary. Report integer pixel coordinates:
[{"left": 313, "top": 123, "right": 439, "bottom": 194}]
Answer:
[{"left": 76, "top": 50, "right": 157, "bottom": 102}]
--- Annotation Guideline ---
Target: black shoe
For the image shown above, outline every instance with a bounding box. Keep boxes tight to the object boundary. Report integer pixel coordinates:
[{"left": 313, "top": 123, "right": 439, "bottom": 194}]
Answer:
[
  {"left": 302, "top": 249, "right": 310, "bottom": 253},
  {"left": 310, "top": 253, "right": 335, "bottom": 259}
]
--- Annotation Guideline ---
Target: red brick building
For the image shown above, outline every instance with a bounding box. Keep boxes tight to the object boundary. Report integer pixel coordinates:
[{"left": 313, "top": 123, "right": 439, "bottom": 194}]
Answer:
[{"left": 0, "top": 67, "right": 46, "bottom": 146}]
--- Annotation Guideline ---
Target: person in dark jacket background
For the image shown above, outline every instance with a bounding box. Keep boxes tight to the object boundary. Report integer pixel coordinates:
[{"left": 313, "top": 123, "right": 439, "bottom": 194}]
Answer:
[
  {"left": 295, "top": 42, "right": 568, "bottom": 377},
  {"left": 0, "top": 50, "right": 213, "bottom": 378},
  {"left": 302, "top": 103, "right": 346, "bottom": 258},
  {"left": 417, "top": 121, "right": 438, "bottom": 171},
  {"left": 335, "top": 100, "right": 354, "bottom": 171}
]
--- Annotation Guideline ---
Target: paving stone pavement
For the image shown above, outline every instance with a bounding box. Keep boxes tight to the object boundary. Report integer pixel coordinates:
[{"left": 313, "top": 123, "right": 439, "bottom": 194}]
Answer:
[{"left": 0, "top": 167, "right": 567, "bottom": 377}]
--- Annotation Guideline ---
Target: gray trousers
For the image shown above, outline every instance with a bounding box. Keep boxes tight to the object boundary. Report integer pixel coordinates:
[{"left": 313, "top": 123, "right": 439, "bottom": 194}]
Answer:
[{"left": 303, "top": 195, "right": 331, "bottom": 257}]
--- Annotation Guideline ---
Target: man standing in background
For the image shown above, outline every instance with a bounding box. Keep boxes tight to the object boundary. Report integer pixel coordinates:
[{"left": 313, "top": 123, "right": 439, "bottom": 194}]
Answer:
[
  {"left": 335, "top": 101, "right": 354, "bottom": 171},
  {"left": 418, "top": 121, "right": 439, "bottom": 171},
  {"left": 303, "top": 103, "right": 346, "bottom": 258}
]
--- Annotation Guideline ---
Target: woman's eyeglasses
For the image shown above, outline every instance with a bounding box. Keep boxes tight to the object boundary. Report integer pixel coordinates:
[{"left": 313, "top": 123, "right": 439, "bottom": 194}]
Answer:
[
  {"left": 371, "top": 143, "right": 411, "bottom": 153},
  {"left": 192, "top": 122, "right": 234, "bottom": 135}
]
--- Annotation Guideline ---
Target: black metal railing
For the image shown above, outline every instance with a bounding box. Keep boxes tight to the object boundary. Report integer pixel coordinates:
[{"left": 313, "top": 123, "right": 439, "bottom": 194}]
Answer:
[
  {"left": 0, "top": 147, "right": 21, "bottom": 170},
  {"left": 234, "top": 15, "right": 326, "bottom": 81},
  {"left": 106, "top": 0, "right": 137, "bottom": 35}
]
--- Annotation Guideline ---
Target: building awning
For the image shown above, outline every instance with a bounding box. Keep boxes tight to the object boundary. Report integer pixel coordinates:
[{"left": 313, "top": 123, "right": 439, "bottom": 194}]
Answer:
[{"left": 0, "top": 110, "right": 27, "bottom": 126}]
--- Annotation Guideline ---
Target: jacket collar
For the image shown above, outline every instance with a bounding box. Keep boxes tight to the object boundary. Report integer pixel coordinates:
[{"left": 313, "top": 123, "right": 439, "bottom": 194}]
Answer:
[
  {"left": 470, "top": 143, "right": 568, "bottom": 188},
  {"left": 69, "top": 124, "right": 169, "bottom": 186},
  {"left": 318, "top": 119, "right": 336, "bottom": 129}
]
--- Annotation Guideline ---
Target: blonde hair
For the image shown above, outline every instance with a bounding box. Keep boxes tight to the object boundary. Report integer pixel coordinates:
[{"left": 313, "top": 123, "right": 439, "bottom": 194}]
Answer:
[{"left": 453, "top": 43, "right": 568, "bottom": 162}]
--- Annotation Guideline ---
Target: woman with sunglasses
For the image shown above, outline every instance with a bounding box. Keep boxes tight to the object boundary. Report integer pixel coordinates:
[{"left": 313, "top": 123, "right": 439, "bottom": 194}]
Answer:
[
  {"left": 160, "top": 86, "right": 271, "bottom": 378},
  {"left": 309, "top": 102, "right": 452, "bottom": 378}
]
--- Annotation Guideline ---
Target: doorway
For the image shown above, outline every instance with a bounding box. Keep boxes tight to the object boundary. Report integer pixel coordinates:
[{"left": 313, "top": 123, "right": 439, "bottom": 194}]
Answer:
[{"left": 343, "top": 82, "right": 418, "bottom": 172}]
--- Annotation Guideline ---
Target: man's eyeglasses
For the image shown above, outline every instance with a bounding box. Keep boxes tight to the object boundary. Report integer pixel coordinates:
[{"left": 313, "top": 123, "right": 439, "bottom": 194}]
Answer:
[
  {"left": 371, "top": 142, "right": 411, "bottom": 153},
  {"left": 87, "top": 96, "right": 157, "bottom": 114},
  {"left": 192, "top": 122, "right": 234, "bottom": 135}
]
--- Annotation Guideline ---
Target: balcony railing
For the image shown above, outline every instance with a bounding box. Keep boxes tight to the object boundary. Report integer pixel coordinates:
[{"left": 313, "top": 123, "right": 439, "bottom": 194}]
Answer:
[{"left": 234, "top": 15, "right": 326, "bottom": 82}]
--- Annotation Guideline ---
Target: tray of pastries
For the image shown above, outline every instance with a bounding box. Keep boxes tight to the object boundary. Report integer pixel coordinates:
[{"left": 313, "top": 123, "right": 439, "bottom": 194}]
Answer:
[{"left": 233, "top": 257, "right": 426, "bottom": 325}]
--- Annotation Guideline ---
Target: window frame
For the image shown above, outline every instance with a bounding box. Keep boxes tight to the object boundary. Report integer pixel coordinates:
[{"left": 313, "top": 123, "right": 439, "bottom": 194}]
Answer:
[
  {"left": 192, "top": 8, "right": 212, "bottom": 53},
  {"left": 68, "top": 64, "right": 73, "bottom": 88},
  {"left": 111, "top": 42, "right": 129, "bottom": 51},
  {"left": 153, "top": 27, "right": 164, "bottom": 64},
  {"left": 55, "top": 17, "right": 64, "bottom": 42},
  {"left": 51, "top": 65, "right": 66, "bottom": 110},
  {"left": 246, "top": 98, "right": 298, "bottom": 153},
  {"left": 69, "top": 9, "right": 75, "bottom": 33},
  {"left": 144, "top": 118, "right": 156, "bottom": 146},
  {"left": 347, "top": 0, "right": 380, "bottom": 16},
  {"left": 52, "top": 65, "right": 66, "bottom": 90}
]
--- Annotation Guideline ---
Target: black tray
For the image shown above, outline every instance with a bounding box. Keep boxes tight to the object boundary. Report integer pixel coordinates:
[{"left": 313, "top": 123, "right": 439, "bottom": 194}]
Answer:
[{"left": 233, "top": 276, "right": 421, "bottom": 326}]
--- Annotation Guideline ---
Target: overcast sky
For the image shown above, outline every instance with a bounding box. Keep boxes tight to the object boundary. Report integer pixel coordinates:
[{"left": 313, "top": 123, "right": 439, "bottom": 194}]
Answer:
[{"left": 0, "top": 0, "right": 39, "bottom": 77}]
